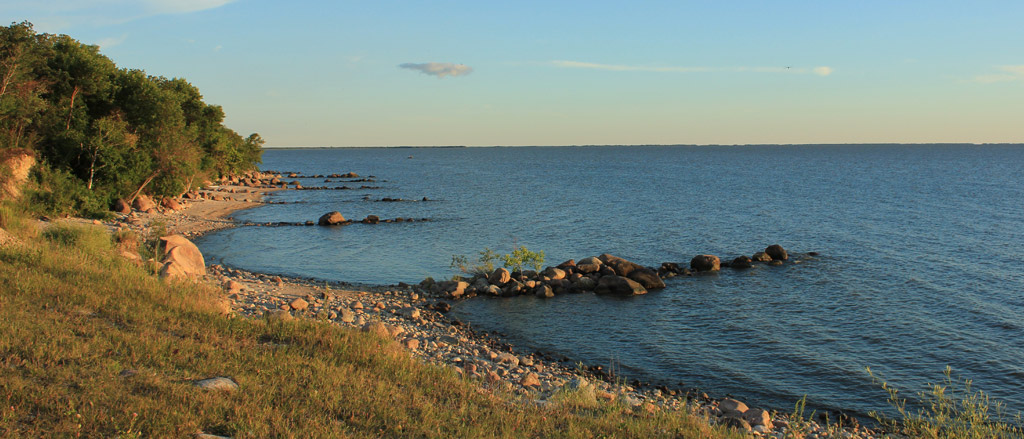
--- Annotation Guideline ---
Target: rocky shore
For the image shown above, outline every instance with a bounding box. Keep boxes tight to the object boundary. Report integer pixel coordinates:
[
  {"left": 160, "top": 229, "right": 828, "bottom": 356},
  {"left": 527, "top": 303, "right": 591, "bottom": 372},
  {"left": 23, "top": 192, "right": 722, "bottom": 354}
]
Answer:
[{"left": 87, "top": 171, "right": 884, "bottom": 438}]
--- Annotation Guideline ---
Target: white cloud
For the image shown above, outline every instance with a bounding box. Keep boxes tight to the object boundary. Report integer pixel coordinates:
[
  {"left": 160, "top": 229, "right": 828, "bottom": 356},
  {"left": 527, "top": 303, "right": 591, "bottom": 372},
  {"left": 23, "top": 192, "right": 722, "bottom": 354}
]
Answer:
[
  {"left": 971, "top": 65, "right": 1024, "bottom": 83},
  {"left": 0, "top": 0, "right": 236, "bottom": 31},
  {"left": 553, "top": 60, "right": 834, "bottom": 76},
  {"left": 399, "top": 62, "right": 473, "bottom": 78},
  {"left": 95, "top": 34, "right": 128, "bottom": 49}
]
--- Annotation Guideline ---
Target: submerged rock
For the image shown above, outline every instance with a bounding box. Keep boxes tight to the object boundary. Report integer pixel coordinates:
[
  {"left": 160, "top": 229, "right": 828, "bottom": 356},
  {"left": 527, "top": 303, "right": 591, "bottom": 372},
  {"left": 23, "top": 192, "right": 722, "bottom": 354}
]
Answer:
[
  {"left": 690, "top": 254, "right": 720, "bottom": 272},
  {"left": 765, "top": 244, "right": 788, "bottom": 261},
  {"left": 627, "top": 268, "right": 666, "bottom": 289},
  {"left": 731, "top": 255, "right": 753, "bottom": 269}
]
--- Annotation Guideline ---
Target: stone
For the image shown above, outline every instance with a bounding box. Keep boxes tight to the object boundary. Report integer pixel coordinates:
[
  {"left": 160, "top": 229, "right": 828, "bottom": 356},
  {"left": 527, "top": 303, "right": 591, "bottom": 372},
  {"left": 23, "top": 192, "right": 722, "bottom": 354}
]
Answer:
[
  {"left": 731, "top": 255, "right": 753, "bottom": 269},
  {"left": 765, "top": 244, "right": 788, "bottom": 261},
  {"left": 720, "top": 398, "right": 749, "bottom": 416},
  {"left": 690, "top": 254, "right": 720, "bottom": 272},
  {"left": 484, "top": 285, "right": 502, "bottom": 296},
  {"left": 0, "top": 148, "right": 35, "bottom": 200},
  {"left": 744, "top": 408, "right": 771, "bottom": 427},
  {"left": 362, "top": 214, "right": 380, "bottom": 224},
  {"left": 158, "top": 235, "right": 206, "bottom": 279},
  {"left": 752, "top": 251, "right": 772, "bottom": 262},
  {"left": 160, "top": 198, "right": 182, "bottom": 210},
  {"left": 289, "top": 298, "right": 309, "bottom": 311},
  {"left": 520, "top": 372, "right": 541, "bottom": 387},
  {"left": 401, "top": 307, "right": 421, "bottom": 320},
  {"left": 318, "top": 211, "right": 346, "bottom": 225},
  {"left": 574, "top": 276, "right": 598, "bottom": 291},
  {"left": 594, "top": 275, "right": 647, "bottom": 295},
  {"left": 339, "top": 309, "right": 355, "bottom": 323},
  {"left": 497, "top": 353, "right": 519, "bottom": 366},
  {"left": 362, "top": 321, "right": 392, "bottom": 338},
  {"left": 441, "top": 281, "right": 469, "bottom": 298},
  {"left": 598, "top": 254, "right": 645, "bottom": 277},
  {"left": 534, "top": 284, "right": 554, "bottom": 298},
  {"left": 720, "top": 416, "right": 751, "bottom": 432},
  {"left": 577, "top": 256, "right": 602, "bottom": 266},
  {"left": 132, "top": 194, "right": 156, "bottom": 212},
  {"left": 627, "top": 268, "right": 666, "bottom": 289},
  {"left": 193, "top": 376, "right": 238, "bottom": 392},
  {"left": 556, "top": 259, "right": 576, "bottom": 270},
  {"left": 112, "top": 198, "right": 131, "bottom": 214},
  {"left": 403, "top": 338, "right": 420, "bottom": 349},
  {"left": 224, "top": 280, "right": 243, "bottom": 292},
  {"left": 488, "top": 267, "right": 511, "bottom": 285},
  {"left": 575, "top": 263, "right": 600, "bottom": 274},
  {"left": 540, "top": 267, "right": 566, "bottom": 280}
]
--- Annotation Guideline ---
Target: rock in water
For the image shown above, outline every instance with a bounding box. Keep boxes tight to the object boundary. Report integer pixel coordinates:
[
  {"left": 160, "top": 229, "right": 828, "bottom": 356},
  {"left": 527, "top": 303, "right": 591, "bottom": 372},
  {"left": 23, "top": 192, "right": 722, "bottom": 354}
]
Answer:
[
  {"left": 765, "top": 244, "right": 788, "bottom": 261},
  {"left": 488, "top": 267, "right": 511, "bottom": 285},
  {"left": 594, "top": 275, "right": 647, "bottom": 295},
  {"left": 751, "top": 251, "right": 772, "bottom": 262},
  {"left": 534, "top": 284, "right": 554, "bottom": 298},
  {"left": 627, "top": 268, "right": 666, "bottom": 289},
  {"left": 731, "top": 255, "right": 753, "bottom": 269},
  {"left": 362, "top": 214, "right": 380, "bottom": 224},
  {"left": 690, "top": 254, "right": 720, "bottom": 272},
  {"left": 318, "top": 211, "right": 346, "bottom": 225},
  {"left": 598, "top": 254, "right": 645, "bottom": 277}
]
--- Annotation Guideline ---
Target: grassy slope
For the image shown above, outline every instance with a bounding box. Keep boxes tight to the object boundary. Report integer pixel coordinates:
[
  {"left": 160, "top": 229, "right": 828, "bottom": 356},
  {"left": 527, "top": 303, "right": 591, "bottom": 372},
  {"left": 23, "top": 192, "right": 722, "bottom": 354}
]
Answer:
[{"left": 0, "top": 209, "right": 743, "bottom": 438}]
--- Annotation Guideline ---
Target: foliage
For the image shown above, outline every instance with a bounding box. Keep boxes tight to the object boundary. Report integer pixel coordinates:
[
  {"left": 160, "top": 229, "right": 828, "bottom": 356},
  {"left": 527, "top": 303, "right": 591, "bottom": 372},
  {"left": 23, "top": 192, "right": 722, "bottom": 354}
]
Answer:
[
  {"left": 25, "top": 162, "right": 111, "bottom": 219},
  {"left": 0, "top": 21, "right": 262, "bottom": 216},
  {"left": 500, "top": 245, "right": 545, "bottom": 272},
  {"left": 0, "top": 207, "right": 746, "bottom": 438},
  {"left": 867, "top": 366, "right": 1024, "bottom": 439},
  {"left": 450, "top": 247, "right": 499, "bottom": 275}
]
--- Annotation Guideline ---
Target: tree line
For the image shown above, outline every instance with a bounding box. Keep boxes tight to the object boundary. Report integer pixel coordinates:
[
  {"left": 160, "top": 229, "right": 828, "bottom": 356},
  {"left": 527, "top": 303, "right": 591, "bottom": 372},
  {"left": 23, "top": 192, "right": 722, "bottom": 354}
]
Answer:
[{"left": 1, "top": 21, "right": 263, "bottom": 216}]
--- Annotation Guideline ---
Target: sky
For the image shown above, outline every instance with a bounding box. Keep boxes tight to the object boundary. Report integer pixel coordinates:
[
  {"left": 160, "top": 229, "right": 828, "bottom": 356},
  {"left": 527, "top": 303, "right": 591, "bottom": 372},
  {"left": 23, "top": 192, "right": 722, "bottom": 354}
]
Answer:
[{"left": 3, "top": 0, "right": 1023, "bottom": 146}]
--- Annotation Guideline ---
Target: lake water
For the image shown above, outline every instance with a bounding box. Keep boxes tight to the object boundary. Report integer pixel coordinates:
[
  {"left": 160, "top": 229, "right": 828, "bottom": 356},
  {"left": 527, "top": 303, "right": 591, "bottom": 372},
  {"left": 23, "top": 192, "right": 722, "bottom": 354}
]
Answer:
[{"left": 195, "top": 144, "right": 1024, "bottom": 419}]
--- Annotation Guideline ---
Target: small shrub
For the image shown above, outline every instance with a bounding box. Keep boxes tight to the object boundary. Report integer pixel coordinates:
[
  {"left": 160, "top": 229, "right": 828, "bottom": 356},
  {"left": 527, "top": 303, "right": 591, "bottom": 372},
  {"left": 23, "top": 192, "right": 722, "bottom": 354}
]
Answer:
[
  {"left": 451, "top": 248, "right": 499, "bottom": 276},
  {"left": 867, "top": 366, "right": 1024, "bottom": 438},
  {"left": 501, "top": 245, "right": 545, "bottom": 273}
]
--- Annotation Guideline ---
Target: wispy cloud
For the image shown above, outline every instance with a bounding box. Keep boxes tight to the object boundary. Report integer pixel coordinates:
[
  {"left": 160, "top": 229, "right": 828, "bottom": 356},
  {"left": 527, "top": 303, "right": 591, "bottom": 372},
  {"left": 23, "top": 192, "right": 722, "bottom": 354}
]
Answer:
[
  {"left": 1, "top": 0, "right": 236, "bottom": 31},
  {"left": 972, "top": 65, "right": 1024, "bottom": 83},
  {"left": 399, "top": 62, "right": 473, "bottom": 78},
  {"left": 95, "top": 34, "right": 128, "bottom": 49},
  {"left": 553, "top": 60, "right": 835, "bottom": 76}
]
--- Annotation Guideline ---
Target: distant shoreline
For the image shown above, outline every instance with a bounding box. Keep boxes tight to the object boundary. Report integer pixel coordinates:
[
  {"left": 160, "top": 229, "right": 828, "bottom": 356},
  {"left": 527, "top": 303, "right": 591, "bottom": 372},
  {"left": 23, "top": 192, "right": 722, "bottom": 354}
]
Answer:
[{"left": 262, "top": 142, "right": 1023, "bottom": 149}]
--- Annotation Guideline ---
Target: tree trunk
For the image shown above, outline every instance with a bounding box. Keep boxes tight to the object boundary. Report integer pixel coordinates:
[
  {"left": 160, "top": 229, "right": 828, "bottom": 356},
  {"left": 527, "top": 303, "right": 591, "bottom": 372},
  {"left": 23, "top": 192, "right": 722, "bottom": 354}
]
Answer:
[
  {"left": 87, "top": 143, "right": 96, "bottom": 190},
  {"left": 127, "top": 171, "right": 159, "bottom": 205},
  {"left": 65, "top": 86, "right": 80, "bottom": 131}
]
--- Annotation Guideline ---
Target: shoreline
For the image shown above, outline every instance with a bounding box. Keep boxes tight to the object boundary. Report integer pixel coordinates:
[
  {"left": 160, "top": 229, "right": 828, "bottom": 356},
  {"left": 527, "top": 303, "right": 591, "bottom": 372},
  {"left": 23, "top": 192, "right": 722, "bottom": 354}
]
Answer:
[{"left": 96, "top": 177, "right": 879, "bottom": 438}]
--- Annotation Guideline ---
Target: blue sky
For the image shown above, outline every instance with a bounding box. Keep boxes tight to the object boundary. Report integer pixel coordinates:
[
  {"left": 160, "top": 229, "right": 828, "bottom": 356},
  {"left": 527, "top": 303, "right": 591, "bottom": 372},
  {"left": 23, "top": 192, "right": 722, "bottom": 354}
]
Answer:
[{"left": 4, "top": 0, "right": 1023, "bottom": 146}]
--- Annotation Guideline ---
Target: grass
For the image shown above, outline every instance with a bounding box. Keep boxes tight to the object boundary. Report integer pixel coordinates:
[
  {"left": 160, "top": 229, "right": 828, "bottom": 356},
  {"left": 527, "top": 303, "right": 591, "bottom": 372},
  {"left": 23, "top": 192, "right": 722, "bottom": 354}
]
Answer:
[{"left": 0, "top": 206, "right": 746, "bottom": 438}]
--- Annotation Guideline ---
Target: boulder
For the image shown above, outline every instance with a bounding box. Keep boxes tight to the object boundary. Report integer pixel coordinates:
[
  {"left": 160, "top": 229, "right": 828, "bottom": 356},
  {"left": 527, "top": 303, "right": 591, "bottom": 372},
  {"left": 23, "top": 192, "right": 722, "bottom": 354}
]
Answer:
[
  {"left": 112, "top": 198, "right": 131, "bottom": 214},
  {"left": 556, "top": 259, "right": 576, "bottom": 270},
  {"left": 160, "top": 198, "right": 182, "bottom": 210},
  {"left": 0, "top": 148, "right": 34, "bottom": 200},
  {"left": 157, "top": 235, "right": 206, "bottom": 279},
  {"left": 520, "top": 372, "right": 541, "bottom": 388},
  {"left": 540, "top": 267, "right": 566, "bottom": 280},
  {"left": 484, "top": 285, "right": 502, "bottom": 296},
  {"left": 488, "top": 267, "right": 511, "bottom": 285},
  {"left": 132, "top": 194, "right": 156, "bottom": 212},
  {"left": 627, "top": 268, "right": 666, "bottom": 289},
  {"left": 362, "top": 214, "right": 380, "bottom": 224},
  {"left": 743, "top": 408, "right": 771, "bottom": 427},
  {"left": 575, "top": 263, "right": 600, "bottom": 274},
  {"left": 720, "top": 398, "right": 749, "bottom": 417},
  {"left": 534, "top": 284, "right": 554, "bottom": 298},
  {"left": 598, "top": 254, "right": 644, "bottom": 277},
  {"left": 439, "top": 281, "right": 469, "bottom": 298},
  {"left": 578, "top": 256, "right": 602, "bottom": 266},
  {"left": 594, "top": 275, "right": 647, "bottom": 295},
  {"left": 765, "top": 244, "right": 788, "bottom": 261},
  {"left": 731, "top": 255, "right": 753, "bottom": 269},
  {"left": 289, "top": 297, "right": 309, "bottom": 311},
  {"left": 574, "top": 276, "right": 598, "bottom": 291},
  {"left": 690, "top": 254, "right": 720, "bottom": 272},
  {"left": 318, "top": 211, "right": 346, "bottom": 225},
  {"left": 362, "top": 321, "right": 392, "bottom": 338},
  {"left": 752, "top": 252, "right": 772, "bottom": 262},
  {"left": 193, "top": 376, "right": 238, "bottom": 392}
]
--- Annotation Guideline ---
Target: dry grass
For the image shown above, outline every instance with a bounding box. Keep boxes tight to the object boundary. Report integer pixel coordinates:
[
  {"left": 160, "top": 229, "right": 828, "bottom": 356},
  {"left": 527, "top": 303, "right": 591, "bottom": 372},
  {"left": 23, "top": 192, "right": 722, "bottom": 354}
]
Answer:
[{"left": 0, "top": 207, "right": 744, "bottom": 438}]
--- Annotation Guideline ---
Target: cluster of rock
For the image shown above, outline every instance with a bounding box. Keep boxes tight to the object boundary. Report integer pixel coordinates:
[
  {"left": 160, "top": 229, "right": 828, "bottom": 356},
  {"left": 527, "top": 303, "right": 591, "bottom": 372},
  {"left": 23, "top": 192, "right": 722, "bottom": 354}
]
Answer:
[
  {"left": 416, "top": 245, "right": 795, "bottom": 301},
  {"left": 316, "top": 211, "right": 429, "bottom": 226}
]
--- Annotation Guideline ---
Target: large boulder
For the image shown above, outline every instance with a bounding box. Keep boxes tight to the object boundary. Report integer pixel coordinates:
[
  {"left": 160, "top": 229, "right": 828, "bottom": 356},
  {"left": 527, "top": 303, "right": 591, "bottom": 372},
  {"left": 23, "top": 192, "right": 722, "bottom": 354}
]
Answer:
[
  {"left": 598, "top": 254, "right": 645, "bottom": 277},
  {"left": 765, "top": 244, "right": 788, "bottom": 261},
  {"left": 540, "top": 266, "right": 566, "bottom": 280},
  {"left": 112, "top": 198, "right": 131, "bottom": 214},
  {"left": 731, "top": 255, "right": 753, "bottom": 269},
  {"left": 132, "top": 194, "right": 156, "bottom": 212},
  {"left": 161, "top": 198, "right": 182, "bottom": 211},
  {"left": 577, "top": 256, "right": 602, "bottom": 266},
  {"left": 690, "top": 254, "right": 720, "bottom": 272},
  {"left": 488, "top": 267, "right": 511, "bottom": 285},
  {"left": 158, "top": 235, "right": 206, "bottom": 280},
  {"left": 574, "top": 276, "right": 598, "bottom": 291},
  {"left": 318, "top": 211, "right": 346, "bottom": 225},
  {"left": 627, "top": 268, "right": 666, "bottom": 289},
  {"left": 594, "top": 275, "right": 647, "bottom": 295},
  {"left": 534, "top": 284, "right": 554, "bottom": 298},
  {"left": 0, "top": 149, "right": 34, "bottom": 201},
  {"left": 575, "top": 263, "right": 601, "bottom": 274}
]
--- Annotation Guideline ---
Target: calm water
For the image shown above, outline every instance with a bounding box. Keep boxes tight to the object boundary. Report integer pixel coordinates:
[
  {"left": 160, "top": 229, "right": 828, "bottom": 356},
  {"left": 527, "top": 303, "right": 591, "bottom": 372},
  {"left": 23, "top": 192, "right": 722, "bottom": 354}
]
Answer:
[{"left": 196, "top": 144, "right": 1024, "bottom": 418}]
